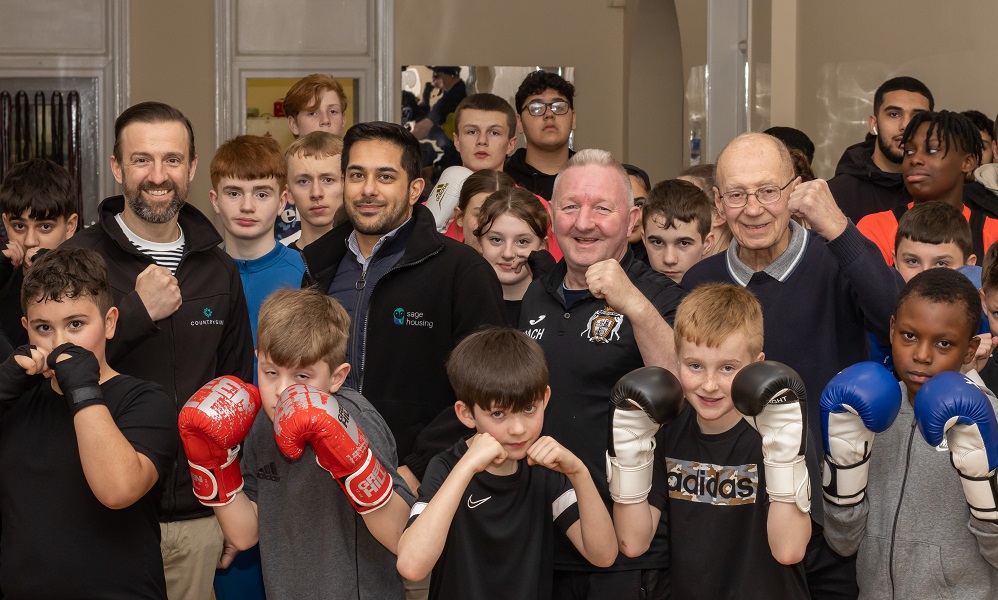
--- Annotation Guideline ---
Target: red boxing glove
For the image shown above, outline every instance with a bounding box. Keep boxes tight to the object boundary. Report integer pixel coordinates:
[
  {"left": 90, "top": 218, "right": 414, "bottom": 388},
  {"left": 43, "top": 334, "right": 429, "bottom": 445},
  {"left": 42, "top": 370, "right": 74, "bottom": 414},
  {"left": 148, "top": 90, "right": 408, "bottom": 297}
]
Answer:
[
  {"left": 274, "top": 385, "right": 392, "bottom": 514},
  {"left": 178, "top": 376, "right": 261, "bottom": 506}
]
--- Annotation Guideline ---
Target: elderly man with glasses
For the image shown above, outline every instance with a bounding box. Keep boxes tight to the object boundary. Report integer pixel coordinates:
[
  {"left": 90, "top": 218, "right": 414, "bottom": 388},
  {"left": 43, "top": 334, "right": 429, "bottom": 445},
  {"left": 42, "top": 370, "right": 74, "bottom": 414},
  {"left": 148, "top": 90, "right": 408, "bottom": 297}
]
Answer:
[
  {"left": 683, "top": 132, "right": 903, "bottom": 600},
  {"left": 505, "top": 70, "right": 577, "bottom": 200}
]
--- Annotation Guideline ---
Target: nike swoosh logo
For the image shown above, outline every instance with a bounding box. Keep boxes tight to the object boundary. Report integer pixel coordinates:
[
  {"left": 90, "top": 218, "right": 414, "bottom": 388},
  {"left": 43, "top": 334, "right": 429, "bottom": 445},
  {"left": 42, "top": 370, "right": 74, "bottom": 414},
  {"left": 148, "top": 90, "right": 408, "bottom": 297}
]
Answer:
[
  {"left": 529, "top": 315, "right": 546, "bottom": 325},
  {"left": 467, "top": 494, "right": 492, "bottom": 509}
]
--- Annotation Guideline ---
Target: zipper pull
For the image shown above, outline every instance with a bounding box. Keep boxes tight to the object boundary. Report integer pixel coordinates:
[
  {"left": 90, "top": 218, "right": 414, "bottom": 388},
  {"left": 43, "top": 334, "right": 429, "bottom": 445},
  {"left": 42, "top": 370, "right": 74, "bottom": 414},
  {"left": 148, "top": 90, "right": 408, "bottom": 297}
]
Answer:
[{"left": 355, "top": 269, "right": 367, "bottom": 291}]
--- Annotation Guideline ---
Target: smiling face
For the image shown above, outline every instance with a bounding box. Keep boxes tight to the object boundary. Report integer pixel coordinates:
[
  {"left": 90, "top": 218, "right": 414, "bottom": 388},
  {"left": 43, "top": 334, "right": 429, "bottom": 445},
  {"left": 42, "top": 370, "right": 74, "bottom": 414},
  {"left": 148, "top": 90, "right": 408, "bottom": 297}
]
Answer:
[
  {"left": 478, "top": 212, "right": 547, "bottom": 294},
  {"left": 551, "top": 164, "right": 638, "bottom": 279},
  {"left": 455, "top": 391, "right": 549, "bottom": 462},
  {"left": 111, "top": 120, "right": 197, "bottom": 225},
  {"left": 902, "top": 122, "right": 974, "bottom": 203},
  {"left": 288, "top": 89, "right": 346, "bottom": 137},
  {"left": 714, "top": 137, "right": 795, "bottom": 258},
  {"left": 454, "top": 109, "right": 516, "bottom": 172},
  {"left": 890, "top": 295, "right": 978, "bottom": 398},
  {"left": 343, "top": 140, "right": 422, "bottom": 243},
  {"left": 209, "top": 176, "right": 286, "bottom": 242},
  {"left": 286, "top": 153, "right": 343, "bottom": 230},
  {"left": 678, "top": 332, "right": 763, "bottom": 435}
]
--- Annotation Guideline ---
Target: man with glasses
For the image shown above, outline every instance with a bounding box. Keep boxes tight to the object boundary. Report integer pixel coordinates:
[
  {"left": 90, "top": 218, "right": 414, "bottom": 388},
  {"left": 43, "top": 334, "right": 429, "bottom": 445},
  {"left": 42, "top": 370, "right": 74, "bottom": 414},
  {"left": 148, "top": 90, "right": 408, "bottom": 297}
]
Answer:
[
  {"left": 683, "top": 133, "right": 902, "bottom": 600},
  {"left": 506, "top": 70, "right": 577, "bottom": 200}
]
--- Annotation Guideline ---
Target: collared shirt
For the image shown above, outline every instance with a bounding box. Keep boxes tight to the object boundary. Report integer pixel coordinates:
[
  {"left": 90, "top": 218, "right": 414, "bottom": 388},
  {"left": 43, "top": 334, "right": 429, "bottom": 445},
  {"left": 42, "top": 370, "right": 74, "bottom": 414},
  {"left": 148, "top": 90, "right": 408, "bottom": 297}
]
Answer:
[
  {"left": 725, "top": 220, "right": 808, "bottom": 286},
  {"left": 346, "top": 216, "right": 412, "bottom": 269}
]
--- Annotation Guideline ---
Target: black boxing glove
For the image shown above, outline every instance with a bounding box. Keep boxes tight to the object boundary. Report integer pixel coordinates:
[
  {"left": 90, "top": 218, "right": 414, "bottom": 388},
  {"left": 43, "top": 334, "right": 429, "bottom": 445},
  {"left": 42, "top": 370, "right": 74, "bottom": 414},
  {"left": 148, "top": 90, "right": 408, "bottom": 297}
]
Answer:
[{"left": 47, "top": 343, "right": 104, "bottom": 415}]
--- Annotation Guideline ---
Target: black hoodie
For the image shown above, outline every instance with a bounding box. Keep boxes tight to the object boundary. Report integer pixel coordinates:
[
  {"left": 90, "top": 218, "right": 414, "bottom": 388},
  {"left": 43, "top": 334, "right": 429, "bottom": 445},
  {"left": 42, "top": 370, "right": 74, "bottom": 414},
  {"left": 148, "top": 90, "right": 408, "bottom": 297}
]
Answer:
[
  {"left": 504, "top": 147, "right": 575, "bottom": 200},
  {"left": 828, "top": 136, "right": 912, "bottom": 223}
]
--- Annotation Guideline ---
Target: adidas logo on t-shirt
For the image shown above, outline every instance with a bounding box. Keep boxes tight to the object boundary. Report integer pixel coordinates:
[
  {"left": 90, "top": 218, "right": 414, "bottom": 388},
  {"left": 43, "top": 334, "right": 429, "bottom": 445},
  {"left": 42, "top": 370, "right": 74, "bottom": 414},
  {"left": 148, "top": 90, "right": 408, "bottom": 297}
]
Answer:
[{"left": 258, "top": 462, "right": 281, "bottom": 482}]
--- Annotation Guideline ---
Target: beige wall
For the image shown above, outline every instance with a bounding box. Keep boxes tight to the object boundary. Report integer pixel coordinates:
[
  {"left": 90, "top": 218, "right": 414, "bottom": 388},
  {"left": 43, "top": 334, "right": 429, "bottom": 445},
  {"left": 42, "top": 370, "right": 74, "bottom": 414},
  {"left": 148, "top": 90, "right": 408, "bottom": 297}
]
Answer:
[
  {"left": 794, "top": 0, "right": 998, "bottom": 179},
  {"left": 395, "top": 0, "right": 626, "bottom": 160},
  {"left": 130, "top": 0, "right": 216, "bottom": 215}
]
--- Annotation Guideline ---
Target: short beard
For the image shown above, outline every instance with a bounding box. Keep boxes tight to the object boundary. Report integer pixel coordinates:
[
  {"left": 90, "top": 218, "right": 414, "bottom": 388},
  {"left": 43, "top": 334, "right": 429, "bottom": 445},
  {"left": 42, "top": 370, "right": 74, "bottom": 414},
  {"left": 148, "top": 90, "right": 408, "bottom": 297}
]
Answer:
[
  {"left": 877, "top": 131, "right": 903, "bottom": 165},
  {"left": 346, "top": 198, "right": 411, "bottom": 237},
  {"left": 124, "top": 181, "right": 186, "bottom": 224}
]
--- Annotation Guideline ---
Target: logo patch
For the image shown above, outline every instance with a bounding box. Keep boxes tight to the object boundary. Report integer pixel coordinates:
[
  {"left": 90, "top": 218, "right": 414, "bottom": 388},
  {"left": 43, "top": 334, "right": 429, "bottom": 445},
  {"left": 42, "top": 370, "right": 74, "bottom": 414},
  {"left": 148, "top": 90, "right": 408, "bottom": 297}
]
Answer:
[
  {"left": 529, "top": 315, "right": 546, "bottom": 326},
  {"left": 581, "top": 306, "right": 624, "bottom": 344},
  {"left": 666, "top": 457, "right": 758, "bottom": 505},
  {"left": 392, "top": 307, "right": 434, "bottom": 329},
  {"left": 433, "top": 182, "right": 450, "bottom": 207},
  {"left": 203, "top": 307, "right": 213, "bottom": 318},
  {"left": 393, "top": 307, "right": 405, "bottom": 325},
  {"left": 467, "top": 494, "right": 491, "bottom": 509},
  {"left": 257, "top": 462, "right": 281, "bottom": 482}
]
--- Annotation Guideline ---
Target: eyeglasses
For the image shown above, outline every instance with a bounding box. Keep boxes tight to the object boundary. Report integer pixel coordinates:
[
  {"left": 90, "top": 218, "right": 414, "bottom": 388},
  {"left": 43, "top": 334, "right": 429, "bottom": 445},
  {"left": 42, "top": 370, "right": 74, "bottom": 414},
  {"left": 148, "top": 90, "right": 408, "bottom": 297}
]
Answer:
[
  {"left": 524, "top": 100, "right": 571, "bottom": 117},
  {"left": 718, "top": 178, "right": 794, "bottom": 208}
]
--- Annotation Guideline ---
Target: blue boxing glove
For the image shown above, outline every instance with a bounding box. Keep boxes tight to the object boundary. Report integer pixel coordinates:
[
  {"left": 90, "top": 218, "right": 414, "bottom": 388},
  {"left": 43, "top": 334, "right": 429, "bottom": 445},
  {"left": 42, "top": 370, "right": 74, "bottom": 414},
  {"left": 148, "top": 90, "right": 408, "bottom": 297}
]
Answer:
[
  {"left": 820, "top": 362, "right": 901, "bottom": 507},
  {"left": 914, "top": 371, "right": 998, "bottom": 522}
]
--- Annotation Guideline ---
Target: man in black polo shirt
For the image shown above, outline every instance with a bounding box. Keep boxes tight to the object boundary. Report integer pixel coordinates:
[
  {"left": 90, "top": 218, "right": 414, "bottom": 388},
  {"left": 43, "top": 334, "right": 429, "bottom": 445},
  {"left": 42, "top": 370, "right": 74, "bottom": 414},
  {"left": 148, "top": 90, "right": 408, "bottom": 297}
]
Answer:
[{"left": 519, "top": 149, "right": 684, "bottom": 600}]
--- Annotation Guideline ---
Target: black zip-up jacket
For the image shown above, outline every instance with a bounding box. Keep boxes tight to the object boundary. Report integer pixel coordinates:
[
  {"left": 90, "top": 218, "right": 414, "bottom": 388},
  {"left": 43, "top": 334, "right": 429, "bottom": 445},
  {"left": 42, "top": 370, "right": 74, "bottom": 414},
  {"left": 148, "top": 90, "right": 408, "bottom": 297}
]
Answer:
[
  {"left": 302, "top": 204, "right": 505, "bottom": 478},
  {"left": 828, "top": 136, "right": 912, "bottom": 223},
  {"left": 504, "top": 148, "right": 575, "bottom": 200},
  {"left": 65, "top": 196, "right": 254, "bottom": 521}
]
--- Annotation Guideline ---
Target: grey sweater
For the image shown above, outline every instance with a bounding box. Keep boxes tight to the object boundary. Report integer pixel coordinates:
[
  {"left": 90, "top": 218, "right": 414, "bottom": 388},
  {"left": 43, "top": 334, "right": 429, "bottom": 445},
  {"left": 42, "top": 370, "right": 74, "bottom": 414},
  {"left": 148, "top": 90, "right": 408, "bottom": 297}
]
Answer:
[{"left": 823, "top": 371, "right": 998, "bottom": 599}]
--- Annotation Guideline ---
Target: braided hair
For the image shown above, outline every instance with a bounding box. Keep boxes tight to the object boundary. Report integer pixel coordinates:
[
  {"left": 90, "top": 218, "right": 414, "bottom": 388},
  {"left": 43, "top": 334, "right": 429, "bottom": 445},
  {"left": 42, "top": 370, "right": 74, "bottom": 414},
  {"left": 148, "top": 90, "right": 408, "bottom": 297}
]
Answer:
[{"left": 902, "top": 110, "right": 983, "bottom": 166}]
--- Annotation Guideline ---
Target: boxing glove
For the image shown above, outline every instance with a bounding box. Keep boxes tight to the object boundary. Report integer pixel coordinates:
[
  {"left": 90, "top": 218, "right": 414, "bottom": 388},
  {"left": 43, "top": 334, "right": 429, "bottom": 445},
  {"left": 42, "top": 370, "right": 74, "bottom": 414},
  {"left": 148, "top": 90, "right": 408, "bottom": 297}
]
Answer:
[
  {"left": 820, "top": 362, "right": 902, "bottom": 506},
  {"left": 731, "top": 361, "right": 811, "bottom": 512},
  {"left": 48, "top": 343, "right": 103, "bottom": 415},
  {"left": 178, "top": 376, "right": 261, "bottom": 506},
  {"left": 607, "top": 367, "right": 684, "bottom": 504},
  {"left": 426, "top": 166, "right": 473, "bottom": 232},
  {"left": 915, "top": 371, "right": 998, "bottom": 522},
  {"left": 274, "top": 385, "right": 392, "bottom": 514}
]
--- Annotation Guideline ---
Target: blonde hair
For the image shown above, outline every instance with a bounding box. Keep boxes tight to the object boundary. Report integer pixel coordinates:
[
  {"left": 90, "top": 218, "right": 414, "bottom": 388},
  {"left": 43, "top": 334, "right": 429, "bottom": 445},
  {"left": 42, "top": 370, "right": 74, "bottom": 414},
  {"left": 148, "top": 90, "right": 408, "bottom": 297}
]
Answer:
[
  {"left": 257, "top": 288, "right": 349, "bottom": 371},
  {"left": 674, "top": 283, "right": 763, "bottom": 355},
  {"left": 285, "top": 131, "right": 344, "bottom": 162}
]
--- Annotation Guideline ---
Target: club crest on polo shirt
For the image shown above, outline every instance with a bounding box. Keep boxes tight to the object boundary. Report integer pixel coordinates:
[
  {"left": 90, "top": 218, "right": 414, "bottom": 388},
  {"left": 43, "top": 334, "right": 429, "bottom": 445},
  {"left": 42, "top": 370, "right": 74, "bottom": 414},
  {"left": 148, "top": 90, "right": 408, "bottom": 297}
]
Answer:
[
  {"left": 666, "top": 458, "right": 758, "bottom": 505},
  {"left": 582, "top": 306, "right": 624, "bottom": 344}
]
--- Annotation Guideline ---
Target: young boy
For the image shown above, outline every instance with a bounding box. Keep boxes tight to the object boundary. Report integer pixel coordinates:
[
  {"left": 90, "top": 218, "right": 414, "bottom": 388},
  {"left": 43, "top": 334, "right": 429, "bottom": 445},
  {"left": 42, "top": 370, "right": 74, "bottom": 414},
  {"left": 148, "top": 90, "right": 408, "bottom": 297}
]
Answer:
[
  {"left": 859, "top": 110, "right": 998, "bottom": 265},
  {"left": 894, "top": 200, "right": 977, "bottom": 282},
  {"left": 823, "top": 267, "right": 998, "bottom": 598},
  {"left": 0, "top": 158, "right": 79, "bottom": 346},
  {"left": 396, "top": 326, "right": 617, "bottom": 599},
  {"left": 612, "top": 283, "right": 813, "bottom": 598},
  {"left": 178, "top": 288, "right": 414, "bottom": 599},
  {"left": 0, "top": 246, "right": 176, "bottom": 598},
  {"left": 209, "top": 135, "right": 305, "bottom": 341},
  {"left": 283, "top": 131, "right": 344, "bottom": 251},
  {"left": 641, "top": 179, "right": 716, "bottom": 284},
  {"left": 284, "top": 73, "right": 349, "bottom": 138}
]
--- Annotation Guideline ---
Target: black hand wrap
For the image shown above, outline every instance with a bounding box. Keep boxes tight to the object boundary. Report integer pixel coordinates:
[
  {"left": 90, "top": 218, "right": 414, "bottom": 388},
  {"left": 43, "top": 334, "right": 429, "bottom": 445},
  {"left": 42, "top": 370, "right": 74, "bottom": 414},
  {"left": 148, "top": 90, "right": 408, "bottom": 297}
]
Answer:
[
  {"left": 0, "top": 345, "right": 42, "bottom": 403},
  {"left": 47, "top": 343, "right": 104, "bottom": 415}
]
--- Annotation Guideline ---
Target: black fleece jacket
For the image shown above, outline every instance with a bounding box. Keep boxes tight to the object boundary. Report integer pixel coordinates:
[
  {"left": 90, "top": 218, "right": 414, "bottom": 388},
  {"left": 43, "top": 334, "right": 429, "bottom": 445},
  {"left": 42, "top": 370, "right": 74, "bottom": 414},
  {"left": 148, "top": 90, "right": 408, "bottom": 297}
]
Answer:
[
  {"left": 65, "top": 196, "right": 254, "bottom": 521},
  {"left": 302, "top": 204, "right": 505, "bottom": 478},
  {"left": 828, "top": 136, "right": 911, "bottom": 223}
]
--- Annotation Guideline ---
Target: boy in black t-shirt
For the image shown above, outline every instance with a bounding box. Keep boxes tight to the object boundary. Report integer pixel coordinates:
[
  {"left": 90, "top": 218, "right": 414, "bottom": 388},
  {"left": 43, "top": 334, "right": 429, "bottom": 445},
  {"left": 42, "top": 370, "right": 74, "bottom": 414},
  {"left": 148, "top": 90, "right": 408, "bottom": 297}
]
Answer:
[
  {"left": 613, "top": 283, "right": 812, "bottom": 599},
  {"left": 0, "top": 246, "right": 177, "bottom": 599},
  {"left": 397, "top": 327, "right": 617, "bottom": 599}
]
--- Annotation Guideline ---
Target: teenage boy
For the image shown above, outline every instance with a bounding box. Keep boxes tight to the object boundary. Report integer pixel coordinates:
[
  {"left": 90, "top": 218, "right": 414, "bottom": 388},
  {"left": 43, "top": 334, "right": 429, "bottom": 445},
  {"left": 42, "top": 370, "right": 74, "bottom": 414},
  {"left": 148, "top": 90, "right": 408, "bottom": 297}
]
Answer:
[
  {"left": 640, "top": 179, "right": 715, "bottom": 284},
  {"left": 0, "top": 158, "right": 79, "bottom": 346},
  {"left": 0, "top": 246, "right": 177, "bottom": 598},
  {"left": 823, "top": 267, "right": 998, "bottom": 598},
  {"left": 396, "top": 326, "right": 617, "bottom": 599},
  {"left": 505, "top": 71, "right": 577, "bottom": 200},
  {"left": 828, "top": 76, "right": 933, "bottom": 223},
  {"left": 284, "top": 131, "right": 344, "bottom": 251},
  {"left": 893, "top": 200, "right": 977, "bottom": 282},
  {"left": 858, "top": 110, "right": 998, "bottom": 264},
  {"left": 612, "top": 284, "right": 813, "bottom": 598},
  {"left": 178, "top": 287, "right": 413, "bottom": 599},
  {"left": 209, "top": 134, "right": 305, "bottom": 341},
  {"left": 426, "top": 93, "right": 517, "bottom": 232}
]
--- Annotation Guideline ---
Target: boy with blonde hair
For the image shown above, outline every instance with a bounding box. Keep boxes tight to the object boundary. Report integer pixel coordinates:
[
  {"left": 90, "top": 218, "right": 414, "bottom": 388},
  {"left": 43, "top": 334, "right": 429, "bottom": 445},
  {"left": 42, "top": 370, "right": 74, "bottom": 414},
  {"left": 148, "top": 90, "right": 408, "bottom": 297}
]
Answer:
[
  {"left": 612, "top": 283, "right": 814, "bottom": 598},
  {"left": 178, "top": 288, "right": 414, "bottom": 599},
  {"left": 283, "top": 131, "right": 344, "bottom": 251}
]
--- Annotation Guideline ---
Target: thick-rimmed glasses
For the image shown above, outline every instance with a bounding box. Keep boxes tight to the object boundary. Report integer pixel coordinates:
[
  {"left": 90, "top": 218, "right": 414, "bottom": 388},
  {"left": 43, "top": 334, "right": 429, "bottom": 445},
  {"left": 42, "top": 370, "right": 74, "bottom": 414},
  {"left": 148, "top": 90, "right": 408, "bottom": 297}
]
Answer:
[
  {"left": 717, "top": 178, "right": 794, "bottom": 208},
  {"left": 524, "top": 100, "right": 571, "bottom": 117}
]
